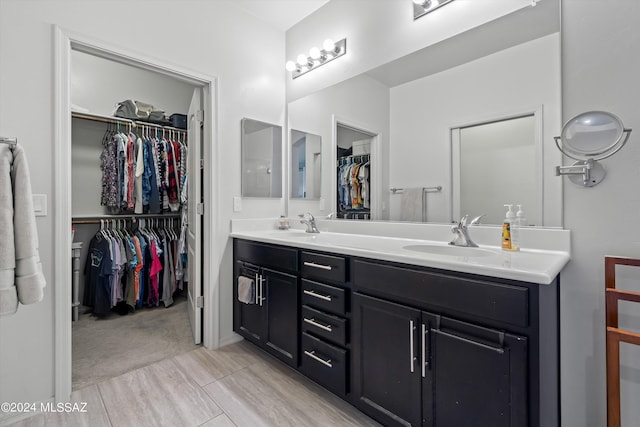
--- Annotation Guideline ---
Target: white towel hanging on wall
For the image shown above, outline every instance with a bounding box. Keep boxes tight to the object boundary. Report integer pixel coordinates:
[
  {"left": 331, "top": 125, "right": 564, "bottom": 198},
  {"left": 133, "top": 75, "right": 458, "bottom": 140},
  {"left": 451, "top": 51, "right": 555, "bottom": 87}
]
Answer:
[{"left": 0, "top": 141, "right": 47, "bottom": 317}]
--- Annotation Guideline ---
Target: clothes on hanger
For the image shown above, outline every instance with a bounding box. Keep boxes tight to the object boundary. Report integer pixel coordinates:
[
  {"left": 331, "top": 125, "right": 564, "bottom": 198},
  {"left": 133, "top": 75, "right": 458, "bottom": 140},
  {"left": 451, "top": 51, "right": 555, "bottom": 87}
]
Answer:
[
  {"left": 337, "top": 154, "right": 370, "bottom": 219},
  {"left": 99, "top": 127, "right": 187, "bottom": 215},
  {"left": 83, "top": 219, "right": 186, "bottom": 316}
]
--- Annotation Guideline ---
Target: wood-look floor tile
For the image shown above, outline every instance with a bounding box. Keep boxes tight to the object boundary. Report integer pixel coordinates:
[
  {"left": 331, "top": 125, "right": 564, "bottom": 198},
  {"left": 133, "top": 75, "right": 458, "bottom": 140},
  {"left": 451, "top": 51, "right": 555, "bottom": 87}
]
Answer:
[
  {"left": 173, "top": 341, "right": 264, "bottom": 387},
  {"left": 247, "top": 360, "right": 380, "bottom": 427},
  {"left": 198, "top": 413, "right": 236, "bottom": 427},
  {"left": 1, "top": 385, "right": 111, "bottom": 427},
  {"left": 204, "top": 356, "right": 379, "bottom": 427},
  {"left": 204, "top": 366, "right": 310, "bottom": 427},
  {"left": 98, "top": 358, "right": 221, "bottom": 427}
]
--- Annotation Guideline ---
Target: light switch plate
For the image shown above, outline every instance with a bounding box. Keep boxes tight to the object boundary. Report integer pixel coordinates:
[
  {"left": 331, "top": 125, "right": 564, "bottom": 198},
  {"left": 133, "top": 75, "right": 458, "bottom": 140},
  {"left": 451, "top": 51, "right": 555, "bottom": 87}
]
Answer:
[
  {"left": 32, "top": 194, "right": 47, "bottom": 216},
  {"left": 233, "top": 196, "right": 242, "bottom": 212}
]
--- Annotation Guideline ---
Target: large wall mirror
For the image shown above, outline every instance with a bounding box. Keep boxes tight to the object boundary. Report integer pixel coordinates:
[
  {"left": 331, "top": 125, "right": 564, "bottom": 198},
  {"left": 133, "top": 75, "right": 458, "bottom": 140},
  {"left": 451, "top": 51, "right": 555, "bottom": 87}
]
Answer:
[
  {"left": 286, "top": 0, "right": 562, "bottom": 227},
  {"left": 291, "top": 129, "right": 322, "bottom": 199},
  {"left": 241, "top": 118, "right": 282, "bottom": 198}
]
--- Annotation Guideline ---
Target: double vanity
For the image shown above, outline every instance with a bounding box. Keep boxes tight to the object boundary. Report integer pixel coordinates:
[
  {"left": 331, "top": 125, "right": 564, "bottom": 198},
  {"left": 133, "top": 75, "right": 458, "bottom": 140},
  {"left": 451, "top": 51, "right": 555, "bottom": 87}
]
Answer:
[{"left": 231, "top": 219, "right": 570, "bottom": 427}]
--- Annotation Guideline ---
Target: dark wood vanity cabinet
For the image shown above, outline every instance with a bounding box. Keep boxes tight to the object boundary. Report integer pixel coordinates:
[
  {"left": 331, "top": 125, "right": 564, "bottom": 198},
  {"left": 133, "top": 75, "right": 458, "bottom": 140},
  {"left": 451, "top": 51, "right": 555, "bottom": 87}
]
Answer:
[
  {"left": 299, "top": 251, "right": 350, "bottom": 397},
  {"left": 352, "top": 292, "right": 528, "bottom": 427},
  {"left": 233, "top": 239, "right": 559, "bottom": 427},
  {"left": 351, "top": 258, "right": 558, "bottom": 427},
  {"left": 233, "top": 240, "right": 299, "bottom": 367}
]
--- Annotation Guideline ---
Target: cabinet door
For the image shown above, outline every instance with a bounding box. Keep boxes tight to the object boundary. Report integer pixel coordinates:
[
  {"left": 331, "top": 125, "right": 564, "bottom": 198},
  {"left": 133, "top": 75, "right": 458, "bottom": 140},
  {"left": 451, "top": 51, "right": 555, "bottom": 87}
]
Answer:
[
  {"left": 263, "top": 267, "right": 299, "bottom": 367},
  {"left": 352, "top": 292, "right": 422, "bottom": 427},
  {"left": 234, "top": 261, "right": 266, "bottom": 344},
  {"left": 424, "top": 316, "right": 528, "bottom": 427}
]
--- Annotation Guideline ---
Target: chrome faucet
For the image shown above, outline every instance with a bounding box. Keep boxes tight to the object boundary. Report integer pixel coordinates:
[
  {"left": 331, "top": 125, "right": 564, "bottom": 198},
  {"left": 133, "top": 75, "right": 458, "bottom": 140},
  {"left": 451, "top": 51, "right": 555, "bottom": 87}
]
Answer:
[
  {"left": 449, "top": 214, "right": 484, "bottom": 247},
  {"left": 299, "top": 212, "right": 320, "bottom": 233}
]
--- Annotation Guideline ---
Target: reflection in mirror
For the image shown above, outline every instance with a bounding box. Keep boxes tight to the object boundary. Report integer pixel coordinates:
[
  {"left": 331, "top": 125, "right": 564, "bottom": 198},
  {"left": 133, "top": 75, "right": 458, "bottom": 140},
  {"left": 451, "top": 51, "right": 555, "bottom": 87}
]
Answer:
[
  {"left": 241, "top": 118, "right": 282, "bottom": 198},
  {"left": 452, "top": 114, "right": 540, "bottom": 225},
  {"left": 291, "top": 129, "right": 322, "bottom": 199},
  {"left": 286, "top": 0, "right": 561, "bottom": 227}
]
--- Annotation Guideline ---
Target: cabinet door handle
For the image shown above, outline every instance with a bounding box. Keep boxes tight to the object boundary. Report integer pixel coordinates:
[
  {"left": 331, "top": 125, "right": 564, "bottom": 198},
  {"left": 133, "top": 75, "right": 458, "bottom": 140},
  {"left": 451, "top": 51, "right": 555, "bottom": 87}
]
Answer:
[
  {"left": 304, "top": 350, "right": 333, "bottom": 368},
  {"left": 433, "top": 329, "right": 505, "bottom": 354},
  {"left": 421, "top": 323, "right": 427, "bottom": 378},
  {"left": 254, "top": 273, "right": 260, "bottom": 305},
  {"left": 410, "top": 320, "right": 416, "bottom": 373},
  {"left": 303, "top": 289, "right": 332, "bottom": 301},
  {"left": 303, "top": 317, "right": 333, "bottom": 332},
  {"left": 303, "top": 261, "right": 332, "bottom": 271}
]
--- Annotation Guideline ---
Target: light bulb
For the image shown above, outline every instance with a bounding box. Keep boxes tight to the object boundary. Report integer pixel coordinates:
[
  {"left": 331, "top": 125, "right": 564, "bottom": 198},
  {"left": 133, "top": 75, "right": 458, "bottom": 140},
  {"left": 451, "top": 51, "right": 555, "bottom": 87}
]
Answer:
[
  {"left": 323, "top": 39, "right": 335, "bottom": 52},
  {"left": 297, "top": 54, "right": 308, "bottom": 66},
  {"left": 285, "top": 61, "right": 297, "bottom": 72},
  {"left": 309, "top": 47, "right": 321, "bottom": 60}
]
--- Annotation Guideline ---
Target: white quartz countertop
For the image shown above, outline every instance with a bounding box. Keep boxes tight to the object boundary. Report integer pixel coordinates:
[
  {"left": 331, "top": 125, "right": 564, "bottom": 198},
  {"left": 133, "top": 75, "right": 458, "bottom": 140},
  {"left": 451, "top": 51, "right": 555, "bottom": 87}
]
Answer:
[{"left": 230, "top": 224, "right": 571, "bottom": 285}]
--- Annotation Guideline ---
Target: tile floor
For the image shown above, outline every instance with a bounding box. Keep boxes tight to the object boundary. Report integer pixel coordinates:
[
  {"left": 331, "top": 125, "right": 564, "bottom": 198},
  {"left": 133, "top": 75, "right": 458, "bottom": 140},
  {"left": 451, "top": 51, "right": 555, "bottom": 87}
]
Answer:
[{"left": 3, "top": 341, "right": 379, "bottom": 427}]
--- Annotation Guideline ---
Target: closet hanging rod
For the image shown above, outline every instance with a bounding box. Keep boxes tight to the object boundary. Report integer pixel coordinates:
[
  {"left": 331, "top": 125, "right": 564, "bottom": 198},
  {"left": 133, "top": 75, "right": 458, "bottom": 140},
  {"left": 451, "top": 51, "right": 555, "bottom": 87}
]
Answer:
[
  {"left": 389, "top": 186, "right": 442, "bottom": 194},
  {"left": 0, "top": 137, "right": 17, "bottom": 147},
  {"left": 72, "top": 213, "right": 180, "bottom": 225},
  {"left": 71, "top": 112, "right": 186, "bottom": 133},
  {"left": 339, "top": 153, "right": 370, "bottom": 159}
]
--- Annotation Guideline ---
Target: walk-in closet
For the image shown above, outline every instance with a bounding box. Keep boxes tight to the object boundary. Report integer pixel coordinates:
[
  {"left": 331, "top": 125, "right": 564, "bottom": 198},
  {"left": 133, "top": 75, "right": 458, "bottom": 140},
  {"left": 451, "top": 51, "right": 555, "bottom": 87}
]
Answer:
[
  {"left": 70, "top": 49, "right": 205, "bottom": 389},
  {"left": 336, "top": 124, "right": 374, "bottom": 220}
]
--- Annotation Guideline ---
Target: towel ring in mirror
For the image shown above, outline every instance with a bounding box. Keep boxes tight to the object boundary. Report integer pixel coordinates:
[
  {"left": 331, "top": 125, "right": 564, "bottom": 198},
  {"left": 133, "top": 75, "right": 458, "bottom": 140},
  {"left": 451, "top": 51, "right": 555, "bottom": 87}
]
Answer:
[{"left": 555, "top": 111, "right": 632, "bottom": 187}]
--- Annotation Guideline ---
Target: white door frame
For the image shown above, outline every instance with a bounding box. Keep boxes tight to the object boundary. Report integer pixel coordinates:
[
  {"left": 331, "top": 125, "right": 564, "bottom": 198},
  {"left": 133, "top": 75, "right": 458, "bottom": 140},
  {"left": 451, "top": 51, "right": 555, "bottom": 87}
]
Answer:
[
  {"left": 53, "top": 25, "right": 220, "bottom": 402},
  {"left": 331, "top": 115, "right": 382, "bottom": 219}
]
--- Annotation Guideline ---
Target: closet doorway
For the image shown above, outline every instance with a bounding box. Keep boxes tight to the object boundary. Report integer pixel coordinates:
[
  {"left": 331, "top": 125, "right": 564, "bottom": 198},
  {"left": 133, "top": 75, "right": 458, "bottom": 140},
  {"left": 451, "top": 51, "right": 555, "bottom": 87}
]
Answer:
[
  {"left": 333, "top": 120, "right": 380, "bottom": 220},
  {"left": 54, "top": 28, "right": 219, "bottom": 400}
]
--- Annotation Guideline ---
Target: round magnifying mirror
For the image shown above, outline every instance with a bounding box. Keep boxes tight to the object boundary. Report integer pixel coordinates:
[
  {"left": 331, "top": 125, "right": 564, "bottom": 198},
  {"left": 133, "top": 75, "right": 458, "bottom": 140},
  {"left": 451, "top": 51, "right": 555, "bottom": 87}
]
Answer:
[{"left": 558, "top": 111, "right": 626, "bottom": 160}]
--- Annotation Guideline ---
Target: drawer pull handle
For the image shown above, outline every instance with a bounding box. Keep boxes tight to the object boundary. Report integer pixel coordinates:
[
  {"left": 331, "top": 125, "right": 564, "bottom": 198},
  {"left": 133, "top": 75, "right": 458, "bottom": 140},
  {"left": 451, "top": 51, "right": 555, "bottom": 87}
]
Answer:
[
  {"left": 303, "top": 289, "right": 332, "bottom": 302},
  {"left": 303, "top": 317, "right": 333, "bottom": 332},
  {"left": 303, "top": 261, "right": 333, "bottom": 271},
  {"left": 304, "top": 350, "right": 333, "bottom": 368},
  {"left": 433, "top": 329, "right": 505, "bottom": 354}
]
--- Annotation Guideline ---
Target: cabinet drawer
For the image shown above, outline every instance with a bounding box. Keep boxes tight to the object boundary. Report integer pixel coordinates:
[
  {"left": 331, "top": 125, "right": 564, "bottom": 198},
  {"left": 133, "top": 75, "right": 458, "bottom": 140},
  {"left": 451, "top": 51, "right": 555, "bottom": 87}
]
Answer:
[
  {"left": 300, "top": 332, "right": 347, "bottom": 396},
  {"left": 353, "top": 259, "right": 529, "bottom": 327},
  {"left": 300, "top": 251, "right": 346, "bottom": 284},
  {"left": 235, "top": 239, "right": 298, "bottom": 273},
  {"left": 301, "top": 279, "right": 346, "bottom": 316},
  {"left": 301, "top": 305, "right": 348, "bottom": 347}
]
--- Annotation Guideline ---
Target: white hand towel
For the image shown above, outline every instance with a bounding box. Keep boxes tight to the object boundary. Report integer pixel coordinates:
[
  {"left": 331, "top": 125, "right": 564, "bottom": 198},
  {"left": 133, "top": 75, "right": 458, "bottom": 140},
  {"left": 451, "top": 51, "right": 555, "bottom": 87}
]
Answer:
[
  {"left": 237, "top": 276, "right": 255, "bottom": 304},
  {"left": 400, "top": 188, "right": 424, "bottom": 222}
]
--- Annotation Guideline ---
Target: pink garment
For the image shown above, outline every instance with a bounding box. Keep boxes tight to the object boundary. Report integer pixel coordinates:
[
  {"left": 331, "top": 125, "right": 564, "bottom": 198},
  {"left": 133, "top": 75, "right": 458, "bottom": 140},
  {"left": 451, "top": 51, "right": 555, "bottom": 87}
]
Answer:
[{"left": 148, "top": 240, "right": 163, "bottom": 307}]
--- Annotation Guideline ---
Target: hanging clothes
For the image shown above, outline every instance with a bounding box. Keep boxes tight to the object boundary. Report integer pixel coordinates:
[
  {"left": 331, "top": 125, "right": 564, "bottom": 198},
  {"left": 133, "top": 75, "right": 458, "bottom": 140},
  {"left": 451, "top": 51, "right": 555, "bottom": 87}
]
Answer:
[
  {"left": 97, "top": 126, "right": 187, "bottom": 215},
  {"left": 82, "top": 219, "right": 186, "bottom": 316},
  {"left": 337, "top": 154, "right": 370, "bottom": 219}
]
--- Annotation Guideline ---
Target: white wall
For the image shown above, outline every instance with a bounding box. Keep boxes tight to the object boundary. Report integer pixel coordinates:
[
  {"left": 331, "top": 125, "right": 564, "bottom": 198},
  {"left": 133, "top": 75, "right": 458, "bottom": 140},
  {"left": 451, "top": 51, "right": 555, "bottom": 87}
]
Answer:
[
  {"left": 0, "top": 0, "right": 285, "bottom": 406},
  {"left": 71, "top": 50, "right": 196, "bottom": 117},
  {"left": 561, "top": 1, "right": 640, "bottom": 426},
  {"left": 286, "top": 0, "right": 534, "bottom": 102},
  {"left": 389, "top": 33, "right": 561, "bottom": 225},
  {"left": 287, "top": 73, "right": 389, "bottom": 219}
]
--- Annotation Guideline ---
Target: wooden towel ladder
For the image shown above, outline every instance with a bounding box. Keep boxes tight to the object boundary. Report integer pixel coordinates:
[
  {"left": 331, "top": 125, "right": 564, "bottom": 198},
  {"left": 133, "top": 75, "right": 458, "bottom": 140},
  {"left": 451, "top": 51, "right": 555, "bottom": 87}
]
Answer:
[{"left": 605, "top": 256, "right": 640, "bottom": 427}]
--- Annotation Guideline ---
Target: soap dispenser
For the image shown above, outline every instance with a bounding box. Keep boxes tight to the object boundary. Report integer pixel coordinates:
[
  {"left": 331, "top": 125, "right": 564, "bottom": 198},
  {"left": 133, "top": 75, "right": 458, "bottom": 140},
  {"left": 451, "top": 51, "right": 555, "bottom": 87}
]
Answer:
[
  {"left": 502, "top": 204, "right": 518, "bottom": 251},
  {"left": 515, "top": 204, "right": 526, "bottom": 249}
]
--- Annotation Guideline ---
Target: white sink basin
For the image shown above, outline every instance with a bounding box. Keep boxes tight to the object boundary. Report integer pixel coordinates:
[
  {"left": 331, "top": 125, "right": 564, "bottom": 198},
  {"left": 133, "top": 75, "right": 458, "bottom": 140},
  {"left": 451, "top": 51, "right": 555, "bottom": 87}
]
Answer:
[{"left": 403, "top": 244, "right": 496, "bottom": 258}]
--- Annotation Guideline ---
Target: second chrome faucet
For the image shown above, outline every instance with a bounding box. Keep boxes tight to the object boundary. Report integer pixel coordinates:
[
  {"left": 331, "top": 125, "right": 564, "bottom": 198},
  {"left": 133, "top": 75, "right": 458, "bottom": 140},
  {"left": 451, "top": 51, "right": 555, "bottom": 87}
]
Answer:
[
  {"left": 299, "top": 212, "right": 320, "bottom": 233},
  {"left": 449, "top": 214, "right": 484, "bottom": 247}
]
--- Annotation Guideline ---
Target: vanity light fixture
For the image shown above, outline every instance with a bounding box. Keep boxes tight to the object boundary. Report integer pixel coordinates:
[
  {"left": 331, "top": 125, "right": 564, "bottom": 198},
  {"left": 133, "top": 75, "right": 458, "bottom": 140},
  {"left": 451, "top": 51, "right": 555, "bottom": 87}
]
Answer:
[
  {"left": 285, "top": 38, "right": 347, "bottom": 79},
  {"left": 413, "top": 0, "right": 455, "bottom": 20}
]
